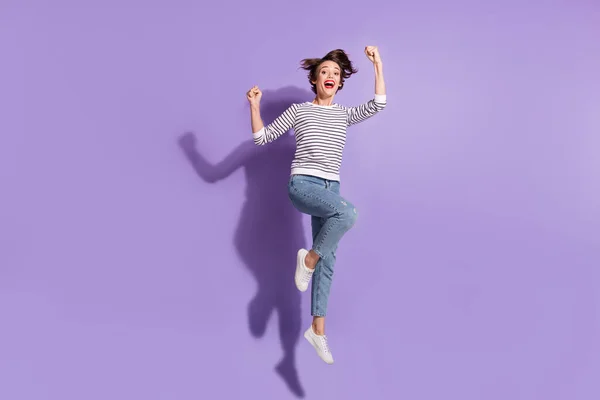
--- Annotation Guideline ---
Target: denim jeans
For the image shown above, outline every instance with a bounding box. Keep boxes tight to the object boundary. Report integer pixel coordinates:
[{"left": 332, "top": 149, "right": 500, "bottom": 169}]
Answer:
[{"left": 287, "top": 174, "right": 358, "bottom": 316}]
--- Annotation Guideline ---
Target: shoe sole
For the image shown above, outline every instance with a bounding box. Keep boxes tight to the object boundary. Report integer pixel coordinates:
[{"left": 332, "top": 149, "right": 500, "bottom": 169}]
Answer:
[{"left": 295, "top": 250, "right": 310, "bottom": 292}]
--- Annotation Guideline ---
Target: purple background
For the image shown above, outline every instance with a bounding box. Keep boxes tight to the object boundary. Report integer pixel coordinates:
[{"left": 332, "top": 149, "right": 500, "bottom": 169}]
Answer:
[{"left": 1, "top": 1, "right": 599, "bottom": 399}]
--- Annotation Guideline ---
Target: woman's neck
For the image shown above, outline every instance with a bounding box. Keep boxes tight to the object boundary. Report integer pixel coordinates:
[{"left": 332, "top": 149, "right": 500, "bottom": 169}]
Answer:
[{"left": 312, "top": 95, "right": 335, "bottom": 106}]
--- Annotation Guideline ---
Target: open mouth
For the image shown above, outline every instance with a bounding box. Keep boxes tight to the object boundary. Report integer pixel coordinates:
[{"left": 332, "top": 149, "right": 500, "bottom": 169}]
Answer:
[{"left": 324, "top": 80, "right": 335, "bottom": 89}]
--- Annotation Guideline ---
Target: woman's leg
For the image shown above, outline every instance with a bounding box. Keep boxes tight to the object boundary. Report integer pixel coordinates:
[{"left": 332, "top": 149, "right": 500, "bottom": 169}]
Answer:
[
  {"left": 310, "top": 215, "right": 338, "bottom": 335},
  {"left": 288, "top": 176, "right": 356, "bottom": 321},
  {"left": 288, "top": 176, "right": 357, "bottom": 260},
  {"left": 288, "top": 176, "right": 356, "bottom": 365}
]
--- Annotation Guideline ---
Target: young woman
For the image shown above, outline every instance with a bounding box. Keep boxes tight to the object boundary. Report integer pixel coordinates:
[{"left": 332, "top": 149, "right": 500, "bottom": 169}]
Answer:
[{"left": 246, "top": 46, "right": 386, "bottom": 364}]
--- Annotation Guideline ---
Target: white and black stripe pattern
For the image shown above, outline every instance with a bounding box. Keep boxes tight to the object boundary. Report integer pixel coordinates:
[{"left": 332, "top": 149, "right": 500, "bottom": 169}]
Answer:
[{"left": 253, "top": 94, "right": 386, "bottom": 181}]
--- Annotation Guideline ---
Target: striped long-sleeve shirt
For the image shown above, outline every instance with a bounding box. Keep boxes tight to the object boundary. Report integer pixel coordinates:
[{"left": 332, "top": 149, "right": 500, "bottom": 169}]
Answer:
[{"left": 253, "top": 94, "right": 386, "bottom": 181}]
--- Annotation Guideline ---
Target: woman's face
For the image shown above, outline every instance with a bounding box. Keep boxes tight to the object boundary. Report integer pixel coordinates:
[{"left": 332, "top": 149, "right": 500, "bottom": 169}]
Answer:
[{"left": 312, "top": 61, "right": 342, "bottom": 97}]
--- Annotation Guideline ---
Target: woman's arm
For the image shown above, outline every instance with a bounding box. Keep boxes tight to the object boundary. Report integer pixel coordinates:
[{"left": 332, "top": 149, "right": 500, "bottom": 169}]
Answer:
[
  {"left": 345, "top": 46, "right": 387, "bottom": 126},
  {"left": 250, "top": 103, "right": 264, "bottom": 133},
  {"left": 374, "top": 61, "right": 385, "bottom": 96},
  {"left": 247, "top": 86, "right": 264, "bottom": 133},
  {"left": 366, "top": 45, "right": 386, "bottom": 96},
  {"left": 246, "top": 85, "right": 297, "bottom": 145}
]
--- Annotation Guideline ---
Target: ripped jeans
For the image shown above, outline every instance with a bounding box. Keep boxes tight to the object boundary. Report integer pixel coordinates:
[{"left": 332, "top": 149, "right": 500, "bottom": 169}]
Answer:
[{"left": 287, "top": 174, "right": 358, "bottom": 317}]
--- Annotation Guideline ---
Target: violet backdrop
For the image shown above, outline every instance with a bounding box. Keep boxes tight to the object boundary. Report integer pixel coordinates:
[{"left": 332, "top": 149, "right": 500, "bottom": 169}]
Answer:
[{"left": 1, "top": 1, "right": 599, "bottom": 399}]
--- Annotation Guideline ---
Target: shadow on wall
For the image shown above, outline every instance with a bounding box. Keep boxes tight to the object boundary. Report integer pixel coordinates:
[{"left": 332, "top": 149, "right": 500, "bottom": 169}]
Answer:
[{"left": 177, "top": 86, "right": 313, "bottom": 398}]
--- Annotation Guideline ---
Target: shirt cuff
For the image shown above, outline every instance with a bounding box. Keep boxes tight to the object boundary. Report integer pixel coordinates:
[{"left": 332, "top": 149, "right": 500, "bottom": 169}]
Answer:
[
  {"left": 374, "top": 94, "right": 387, "bottom": 103},
  {"left": 253, "top": 127, "right": 265, "bottom": 139}
]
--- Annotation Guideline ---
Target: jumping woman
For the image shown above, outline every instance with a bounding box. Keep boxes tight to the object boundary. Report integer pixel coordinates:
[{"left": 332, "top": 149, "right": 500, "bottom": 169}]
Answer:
[{"left": 246, "top": 46, "right": 386, "bottom": 364}]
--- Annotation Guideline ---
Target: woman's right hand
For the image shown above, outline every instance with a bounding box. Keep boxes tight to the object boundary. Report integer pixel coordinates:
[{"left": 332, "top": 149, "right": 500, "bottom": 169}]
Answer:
[{"left": 246, "top": 85, "right": 262, "bottom": 106}]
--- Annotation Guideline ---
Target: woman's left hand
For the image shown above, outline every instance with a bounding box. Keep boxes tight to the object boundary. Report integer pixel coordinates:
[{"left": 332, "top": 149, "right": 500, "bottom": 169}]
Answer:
[{"left": 365, "top": 46, "right": 382, "bottom": 64}]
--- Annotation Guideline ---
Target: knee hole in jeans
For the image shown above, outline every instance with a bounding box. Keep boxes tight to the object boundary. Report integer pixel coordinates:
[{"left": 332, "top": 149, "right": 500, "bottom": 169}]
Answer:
[{"left": 339, "top": 204, "right": 357, "bottom": 227}]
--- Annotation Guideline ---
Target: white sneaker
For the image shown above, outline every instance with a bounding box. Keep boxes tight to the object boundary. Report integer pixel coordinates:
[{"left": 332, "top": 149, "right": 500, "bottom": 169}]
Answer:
[
  {"left": 295, "top": 249, "right": 314, "bottom": 292},
  {"left": 304, "top": 325, "right": 334, "bottom": 364}
]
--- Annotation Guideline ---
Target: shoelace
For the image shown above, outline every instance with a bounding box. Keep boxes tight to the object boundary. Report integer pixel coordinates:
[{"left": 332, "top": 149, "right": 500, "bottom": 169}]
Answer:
[
  {"left": 302, "top": 266, "right": 314, "bottom": 283},
  {"left": 319, "top": 335, "right": 330, "bottom": 354},
  {"left": 302, "top": 270, "right": 313, "bottom": 282}
]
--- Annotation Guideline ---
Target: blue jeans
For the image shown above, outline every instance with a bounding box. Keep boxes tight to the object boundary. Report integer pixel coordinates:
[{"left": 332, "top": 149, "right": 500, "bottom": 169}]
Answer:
[{"left": 287, "top": 174, "right": 358, "bottom": 316}]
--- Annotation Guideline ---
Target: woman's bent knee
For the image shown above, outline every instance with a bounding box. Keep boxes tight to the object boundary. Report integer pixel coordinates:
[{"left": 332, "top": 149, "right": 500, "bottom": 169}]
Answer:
[{"left": 339, "top": 204, "right": 357, "bottom": 228}]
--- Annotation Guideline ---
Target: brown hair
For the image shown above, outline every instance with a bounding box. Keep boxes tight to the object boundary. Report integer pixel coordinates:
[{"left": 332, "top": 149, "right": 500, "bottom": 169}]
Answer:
[{"left": 300, "top": 49, "right": 358, "bottom": 94}]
